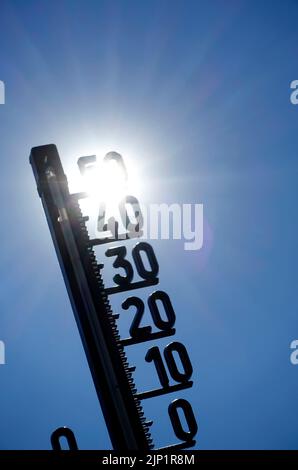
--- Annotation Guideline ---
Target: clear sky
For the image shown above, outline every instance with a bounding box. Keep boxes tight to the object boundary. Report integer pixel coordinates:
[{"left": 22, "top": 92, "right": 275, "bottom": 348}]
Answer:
[{"left": 0, "top": 0, "right": 297, "bottom": 450}]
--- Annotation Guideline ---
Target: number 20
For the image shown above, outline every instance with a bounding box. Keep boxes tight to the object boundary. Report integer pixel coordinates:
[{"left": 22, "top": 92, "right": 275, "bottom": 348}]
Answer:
[{"left": 122, "top": 291, "right": 176, "bottom": 339}]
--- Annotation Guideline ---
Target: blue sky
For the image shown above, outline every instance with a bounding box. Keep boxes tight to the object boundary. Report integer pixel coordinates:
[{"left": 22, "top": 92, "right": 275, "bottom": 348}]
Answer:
[{"left": 0, "top": 0, "right": 298, "bottom": 449}]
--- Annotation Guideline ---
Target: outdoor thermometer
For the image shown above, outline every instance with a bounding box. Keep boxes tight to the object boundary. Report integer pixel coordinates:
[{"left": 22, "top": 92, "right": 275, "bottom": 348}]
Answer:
[{"left": 30, "top": 144, "right": 198, "bottom": 451}]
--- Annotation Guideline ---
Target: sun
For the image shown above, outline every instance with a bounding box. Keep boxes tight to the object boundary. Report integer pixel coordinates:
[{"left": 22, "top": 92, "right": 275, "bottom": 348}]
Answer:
[
  {"left": 67, "top": 149, "right": 143, "bottom": 239},
  {"left": 82, "top": 153, "right": 128, "bottom": 205}
]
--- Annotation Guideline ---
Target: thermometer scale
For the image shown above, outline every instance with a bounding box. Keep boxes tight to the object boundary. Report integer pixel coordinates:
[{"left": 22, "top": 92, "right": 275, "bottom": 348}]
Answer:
[{"left": 30, "top": 144, "right": 197, "bottom": 451}]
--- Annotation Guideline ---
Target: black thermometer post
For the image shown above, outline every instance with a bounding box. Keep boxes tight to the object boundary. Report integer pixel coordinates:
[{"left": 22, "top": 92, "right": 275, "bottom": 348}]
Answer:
[{"left": 30, "top": 144, "right": 198, "bottom": 451}]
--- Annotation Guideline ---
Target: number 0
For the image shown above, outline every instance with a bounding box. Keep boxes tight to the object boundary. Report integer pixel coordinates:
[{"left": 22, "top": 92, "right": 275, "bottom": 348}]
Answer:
[{"left": 168, "top": 399, "right": 198, "bottom": 442}]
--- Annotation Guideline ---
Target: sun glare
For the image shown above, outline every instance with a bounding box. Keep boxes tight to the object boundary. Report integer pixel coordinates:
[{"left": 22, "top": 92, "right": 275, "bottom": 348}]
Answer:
[
  {"left": 65, "top": 146, "right": 144, "bottom": 238},
  {"left": 84, "top": 157, "right": 128, "bottom": 204}
]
